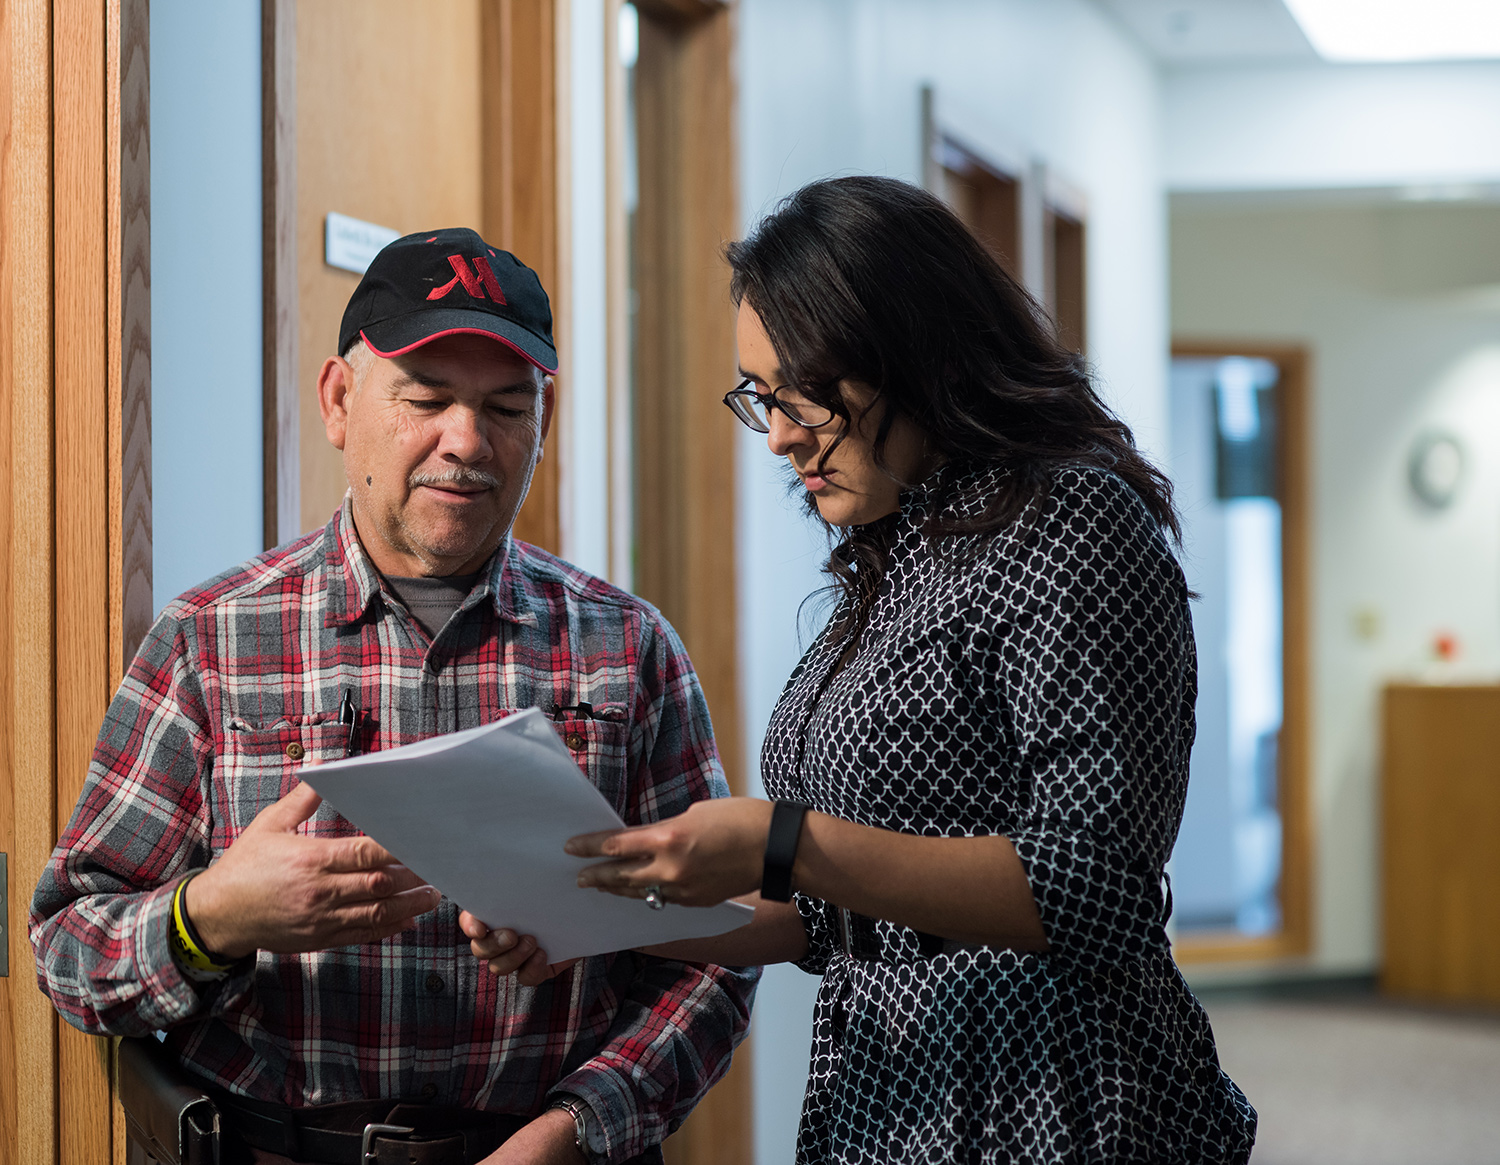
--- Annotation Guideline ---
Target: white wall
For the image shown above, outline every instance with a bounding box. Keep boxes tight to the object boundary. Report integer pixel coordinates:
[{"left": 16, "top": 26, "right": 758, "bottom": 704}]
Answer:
[
  {"left": 1172, "top": 200, "right": 1500, "bottom": 972},
  {"left": 1166, "top": 61, "right": 1500, "bottom": 193},
  {"left": 1162, "top": 48, "right": 1500, "bottom": 980},
  {"left": 735, "top": 3, "right": 1168, "bottom": 1160},
  {"left": 151, "top": 0, "right": 264, "bottom": 611}
]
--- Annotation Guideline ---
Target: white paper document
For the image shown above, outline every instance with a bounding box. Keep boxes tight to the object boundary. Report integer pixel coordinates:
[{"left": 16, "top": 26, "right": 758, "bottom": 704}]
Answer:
[{"left": 304, "top": 708, "right": 753, "bottom": 962}]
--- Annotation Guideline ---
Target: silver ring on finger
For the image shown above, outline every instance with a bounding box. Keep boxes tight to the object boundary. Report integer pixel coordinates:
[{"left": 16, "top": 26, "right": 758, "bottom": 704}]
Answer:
[{"left": 644, "top": 884, "right": 666, "bottom": 911}]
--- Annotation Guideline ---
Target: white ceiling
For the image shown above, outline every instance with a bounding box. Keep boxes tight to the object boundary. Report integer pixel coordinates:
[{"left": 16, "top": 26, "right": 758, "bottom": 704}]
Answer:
[{"left": 1093, "top": 0, "right": 1321, "bottom": 64}]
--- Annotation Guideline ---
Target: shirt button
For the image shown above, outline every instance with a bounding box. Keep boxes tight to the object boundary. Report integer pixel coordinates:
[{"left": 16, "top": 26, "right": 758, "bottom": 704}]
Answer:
[
  {"left": 565, "top": 733, "right": 585, "bottom": 750},
  {"left": 425, "top": 972, "right": 445, "bottom": 994},
  {"left": 420, "top": 1082, "right": 438, "bottom": 1101},
  {"left": 284, "top": 742, "right": 305, "bottom": 760}
]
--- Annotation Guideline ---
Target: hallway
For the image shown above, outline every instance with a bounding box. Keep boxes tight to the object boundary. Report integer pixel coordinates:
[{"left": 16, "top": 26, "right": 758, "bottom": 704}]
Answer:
[{"left": 1204, "top": 986, "right": 1500, "bottom": 1164}]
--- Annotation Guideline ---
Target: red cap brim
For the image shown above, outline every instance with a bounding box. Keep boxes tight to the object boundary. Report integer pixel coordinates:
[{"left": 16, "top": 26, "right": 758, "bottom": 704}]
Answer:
[{"left": 360, "top": 327, "right": 559, "bottom": 375}]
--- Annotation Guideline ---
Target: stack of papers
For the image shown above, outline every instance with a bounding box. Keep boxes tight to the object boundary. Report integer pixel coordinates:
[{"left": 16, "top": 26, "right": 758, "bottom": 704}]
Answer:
[{"left": 305, "top": 707, "right": 752, "bottom": 962}]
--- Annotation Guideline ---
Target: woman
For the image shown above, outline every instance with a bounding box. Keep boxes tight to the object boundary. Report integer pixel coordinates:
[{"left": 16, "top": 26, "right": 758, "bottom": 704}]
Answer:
[{"left": 464, "top": 176, "right": 1256, "bottom": 1164}]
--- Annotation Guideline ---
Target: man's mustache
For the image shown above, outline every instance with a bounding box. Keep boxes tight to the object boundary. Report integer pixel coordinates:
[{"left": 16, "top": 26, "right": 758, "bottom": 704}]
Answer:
[{"left": 408, "top": 468, "right": 500, "bottom": 491}]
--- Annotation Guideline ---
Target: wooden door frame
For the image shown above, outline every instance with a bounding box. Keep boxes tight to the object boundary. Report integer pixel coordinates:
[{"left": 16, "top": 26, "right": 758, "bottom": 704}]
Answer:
[
  {"left": 262, "top": 0, "right": 299, "bottom": 550},
  {"left": 261, "top": 0, "right": 566, "bottom": 555},
  {"left": 626, "top": 3, "right": 751, "bottom": 1163},
  {"left": 2, "top": 0, "right": 152, "bottom": 1161},
  {"left": 1170, "top": 341, "right": 1314, "bottom": 965},
  {"left": 629, "top": 0, "right": 742, "bottom": 798},
  {"left": 480, "top": 0, "right": 565, "bottom": 554},
  {"left": 921, "top": 85, "right": 1088, "bottom": 355}
]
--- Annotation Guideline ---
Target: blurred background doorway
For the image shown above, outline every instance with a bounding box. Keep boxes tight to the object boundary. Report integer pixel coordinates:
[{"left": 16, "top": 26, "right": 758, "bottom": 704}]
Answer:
[{"left": 1168, "top": 346, "right": 1312, "bottom": 962}]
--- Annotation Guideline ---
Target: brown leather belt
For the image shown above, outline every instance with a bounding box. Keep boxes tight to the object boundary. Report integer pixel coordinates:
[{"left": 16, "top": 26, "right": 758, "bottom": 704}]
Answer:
[{"left": 211, "top": 1091, "right": 525, "bottom": 1165}]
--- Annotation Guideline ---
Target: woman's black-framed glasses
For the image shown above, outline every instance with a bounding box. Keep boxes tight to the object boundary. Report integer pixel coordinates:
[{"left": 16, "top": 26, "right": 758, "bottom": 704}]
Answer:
[{"left": 723, "top": 379, "right": 835, "bottom": 434}]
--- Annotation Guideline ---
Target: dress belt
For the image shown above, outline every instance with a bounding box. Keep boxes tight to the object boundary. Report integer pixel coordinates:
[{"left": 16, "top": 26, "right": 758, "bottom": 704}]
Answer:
[
  {"left": 837, "top": 907, "right": 978, "bottom": 963},
  {"left": 210, "top": 1090, "right": 525, "bottom": 1165}
]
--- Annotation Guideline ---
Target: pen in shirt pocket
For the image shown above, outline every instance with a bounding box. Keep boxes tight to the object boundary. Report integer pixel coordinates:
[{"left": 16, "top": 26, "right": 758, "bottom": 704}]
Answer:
[{"left": 338, "top": 688, "right": 363, "bottom": 758}]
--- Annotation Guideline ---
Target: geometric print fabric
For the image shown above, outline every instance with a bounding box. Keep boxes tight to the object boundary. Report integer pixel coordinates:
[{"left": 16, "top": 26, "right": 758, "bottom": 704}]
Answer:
[{"left": 761, "top": 462, "right": 1257, "bottom": 1163}]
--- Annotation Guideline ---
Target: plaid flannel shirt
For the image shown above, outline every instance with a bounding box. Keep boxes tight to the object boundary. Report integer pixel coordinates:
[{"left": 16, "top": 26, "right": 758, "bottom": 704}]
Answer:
[{"left": 31, "top": 502, "right": 758, "bottom": 1163}]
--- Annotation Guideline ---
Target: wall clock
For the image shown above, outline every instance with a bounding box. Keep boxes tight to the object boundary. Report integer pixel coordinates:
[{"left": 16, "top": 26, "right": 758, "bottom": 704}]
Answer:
[{"left": 1407, "top": 430, "right": 1465, "bottom": 510}]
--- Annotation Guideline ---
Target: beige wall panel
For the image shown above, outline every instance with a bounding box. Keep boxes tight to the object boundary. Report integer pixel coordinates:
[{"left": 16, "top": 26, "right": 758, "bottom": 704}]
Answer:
[{"left": 294, "top": 0, "right": 485, "bottom": 535}]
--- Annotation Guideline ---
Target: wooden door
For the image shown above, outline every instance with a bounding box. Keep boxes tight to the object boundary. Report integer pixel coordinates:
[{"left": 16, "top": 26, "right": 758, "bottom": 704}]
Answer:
[
  {"left": 1047, "top": 209, "right": 1085, "bottom": 354},
  {"left": 263, "top": 0, "right": 563, "bottom": 553},
  {"left": 935, "top": 136, "right": 1021, "bottom": 281},
  {"left": 923, "top": 107, "right": 1086, "bottom": 357},
  {"left": 2, "top": 1, "right": 153, "bottom": 1161}
]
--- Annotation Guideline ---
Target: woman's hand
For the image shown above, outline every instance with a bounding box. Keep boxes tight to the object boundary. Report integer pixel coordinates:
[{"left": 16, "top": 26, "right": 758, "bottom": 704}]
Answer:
[
  {"left": 564, "top": 797, "right": 1048, "bottom": 953},
  {"left": 458, "top": 910, "right": 580, "bottom": 987},
  {"left": 567, "top": 797, "right": 774, "bottom": 908}
]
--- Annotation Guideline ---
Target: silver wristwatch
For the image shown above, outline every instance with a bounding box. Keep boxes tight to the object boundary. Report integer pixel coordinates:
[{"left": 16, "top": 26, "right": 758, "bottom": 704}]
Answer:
[{"left": 549, "top": 1093, "right": 599, "bottom": 1163}]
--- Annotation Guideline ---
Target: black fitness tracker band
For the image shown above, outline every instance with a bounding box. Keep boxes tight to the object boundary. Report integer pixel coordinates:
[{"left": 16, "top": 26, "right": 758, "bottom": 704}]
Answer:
[{"left": 761, "top": 800, "right": 809, "bottom": 902}]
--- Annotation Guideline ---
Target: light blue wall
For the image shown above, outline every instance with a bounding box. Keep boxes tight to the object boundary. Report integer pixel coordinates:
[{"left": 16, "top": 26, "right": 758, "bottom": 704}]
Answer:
[
  {"left": 564, "top": 0, "right": 613, "bottom": 580},
  {"left": 151, "top": 0, "right": 263, "bottom": 612}
]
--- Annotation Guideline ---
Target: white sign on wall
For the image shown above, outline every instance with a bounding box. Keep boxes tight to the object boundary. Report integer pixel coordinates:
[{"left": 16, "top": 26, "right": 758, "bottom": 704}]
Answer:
[{"left": 324, "top": 212, "right": 401, "bottom": 275}]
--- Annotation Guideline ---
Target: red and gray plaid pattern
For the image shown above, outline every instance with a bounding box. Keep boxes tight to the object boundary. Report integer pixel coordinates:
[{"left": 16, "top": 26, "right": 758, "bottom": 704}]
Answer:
[{"left": 31, "top": 502, "right": 757, "bottom": 1163}]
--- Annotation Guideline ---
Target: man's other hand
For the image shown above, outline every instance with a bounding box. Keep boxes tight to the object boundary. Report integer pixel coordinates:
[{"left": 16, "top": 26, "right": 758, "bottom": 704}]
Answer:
[
  {"left": 459, "top": 911, "right": 580, "bottom": 988},
  {"left": 185, "top": 782, "right": 441, "bottom": 959},
  {"left": 479, "top": 1108, "right": 586, "bottom": 1164}
]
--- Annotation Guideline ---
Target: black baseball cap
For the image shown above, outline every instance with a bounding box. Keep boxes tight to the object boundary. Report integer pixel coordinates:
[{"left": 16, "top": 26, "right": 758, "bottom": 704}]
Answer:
[{"left": 338, "top": 227, "right": 559, "bottom": 374}]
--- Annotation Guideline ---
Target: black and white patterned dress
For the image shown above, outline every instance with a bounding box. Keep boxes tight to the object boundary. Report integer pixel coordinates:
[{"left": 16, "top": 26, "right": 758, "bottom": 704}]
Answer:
[{"left": 760, "top": 461, "right": 1257, "bottom": 1164}]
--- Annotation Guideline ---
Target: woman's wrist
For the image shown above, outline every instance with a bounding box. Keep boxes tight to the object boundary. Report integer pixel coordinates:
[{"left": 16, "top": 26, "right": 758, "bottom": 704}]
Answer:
[
  {"left": 760, "top": 801, "right": 810, "bottom": 901},
  {"left": 639, "top": 894, "right": 809, "bottom": 965},
  {"left": 780, "top": 818, "right": 1049, "bottom": 949}
]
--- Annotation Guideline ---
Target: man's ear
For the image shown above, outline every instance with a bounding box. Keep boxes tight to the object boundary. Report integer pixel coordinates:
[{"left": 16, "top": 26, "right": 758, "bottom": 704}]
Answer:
[
  {"left": 318, "top": 356, "right": 355, "bottom": 450},
  {"left": 536, "top": 376, "right": 557, "bottom": 460}
]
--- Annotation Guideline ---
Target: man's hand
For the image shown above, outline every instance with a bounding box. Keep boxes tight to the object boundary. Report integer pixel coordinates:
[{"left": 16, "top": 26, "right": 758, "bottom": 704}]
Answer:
[
  {"left": 479, "top": 1108, "right": 586, "bottom": 1164},
  {"left": 186, "top": 782, "right": 441, "bottom": 959},
  {"left": 458, "top": 911, "right": 580, "bottom": 988}
]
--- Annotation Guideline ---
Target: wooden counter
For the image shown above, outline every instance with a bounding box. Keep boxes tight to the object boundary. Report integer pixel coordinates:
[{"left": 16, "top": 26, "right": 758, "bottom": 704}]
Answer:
[{"left": 1381, "top": 684, "right": 1500, "bottom": 1004}]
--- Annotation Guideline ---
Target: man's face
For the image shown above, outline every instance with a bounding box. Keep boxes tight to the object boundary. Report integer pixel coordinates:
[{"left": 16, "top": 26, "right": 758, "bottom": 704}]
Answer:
[{"left": 319, "top": 334, "right": 554, "bottom": 577}]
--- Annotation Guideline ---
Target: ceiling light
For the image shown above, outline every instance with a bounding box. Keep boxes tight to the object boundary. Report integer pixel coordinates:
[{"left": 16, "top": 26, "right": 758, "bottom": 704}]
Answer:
[{"left": 1283, "top": 0, "right": 1500, "bottom": 62}]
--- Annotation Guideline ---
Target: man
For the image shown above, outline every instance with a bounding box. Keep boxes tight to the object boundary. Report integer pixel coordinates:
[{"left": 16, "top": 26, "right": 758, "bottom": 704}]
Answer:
[{"left": 31, "top": 229, "right": 757, "bottom": 1165}]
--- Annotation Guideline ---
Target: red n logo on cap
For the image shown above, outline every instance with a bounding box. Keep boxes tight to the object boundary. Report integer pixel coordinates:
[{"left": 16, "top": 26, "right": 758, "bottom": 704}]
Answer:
[{"left": 428, "top": 254, "right": 508, "bottom": 304}]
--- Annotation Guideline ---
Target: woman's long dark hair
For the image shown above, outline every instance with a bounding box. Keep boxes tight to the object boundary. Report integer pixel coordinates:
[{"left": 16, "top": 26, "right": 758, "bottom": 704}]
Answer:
[{"left": 726, "top": 175, "right": 1178, "bottom": 645}]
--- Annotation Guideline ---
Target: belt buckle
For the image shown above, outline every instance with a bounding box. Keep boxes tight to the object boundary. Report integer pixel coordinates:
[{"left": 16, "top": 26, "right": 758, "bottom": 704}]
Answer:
[
  {"left": 838, "top": 907, "right": 854, "bottom": 957},
  {"left": 361, "top": 1123, "right": 416, "bottom": 1163}
]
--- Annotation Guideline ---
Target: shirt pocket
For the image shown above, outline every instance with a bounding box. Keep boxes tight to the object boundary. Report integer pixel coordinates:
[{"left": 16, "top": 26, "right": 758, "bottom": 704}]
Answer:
[
  {"left": 218, "top": 716, "right": 354, "bottom": 841},
  {"left": 549, "top": 711, "right": 632, "bottom": 819}
]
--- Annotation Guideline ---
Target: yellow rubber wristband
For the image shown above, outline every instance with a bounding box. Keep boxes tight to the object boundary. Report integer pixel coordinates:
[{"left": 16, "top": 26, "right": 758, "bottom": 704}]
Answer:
[{"left": 171, "top": 875, "right": 235, "bottom": 974}]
